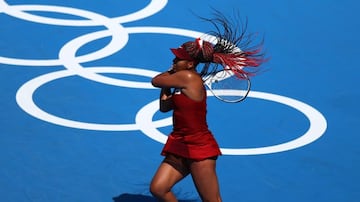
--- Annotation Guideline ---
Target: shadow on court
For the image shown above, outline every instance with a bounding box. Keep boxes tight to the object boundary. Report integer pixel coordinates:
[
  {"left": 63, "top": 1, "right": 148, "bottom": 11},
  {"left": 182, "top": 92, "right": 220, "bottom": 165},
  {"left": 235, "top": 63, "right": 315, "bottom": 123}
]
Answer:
[{"left": 113, "top": 193, "right": 199, "bottom": 202}]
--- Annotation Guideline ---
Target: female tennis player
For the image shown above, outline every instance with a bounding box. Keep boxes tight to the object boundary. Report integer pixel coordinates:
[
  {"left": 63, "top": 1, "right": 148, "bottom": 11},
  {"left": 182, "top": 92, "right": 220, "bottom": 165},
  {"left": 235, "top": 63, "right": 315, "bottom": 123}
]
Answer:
[{"left": 150, "top": 12, "right": 265, "bottom": 202}]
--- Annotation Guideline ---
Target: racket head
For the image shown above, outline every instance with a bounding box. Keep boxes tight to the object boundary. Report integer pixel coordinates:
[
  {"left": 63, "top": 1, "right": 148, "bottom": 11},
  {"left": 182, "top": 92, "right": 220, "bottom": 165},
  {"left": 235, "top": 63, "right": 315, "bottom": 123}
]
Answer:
[{"left": 204, "top": 70, "right": 251, "bottom": 103}]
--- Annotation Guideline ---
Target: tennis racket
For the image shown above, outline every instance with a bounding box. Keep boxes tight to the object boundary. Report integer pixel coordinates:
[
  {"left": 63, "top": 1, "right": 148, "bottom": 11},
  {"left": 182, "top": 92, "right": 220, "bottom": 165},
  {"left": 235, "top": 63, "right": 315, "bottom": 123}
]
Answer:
[{"left": 203, "top": 69, "right": 251, "bottom": 103}]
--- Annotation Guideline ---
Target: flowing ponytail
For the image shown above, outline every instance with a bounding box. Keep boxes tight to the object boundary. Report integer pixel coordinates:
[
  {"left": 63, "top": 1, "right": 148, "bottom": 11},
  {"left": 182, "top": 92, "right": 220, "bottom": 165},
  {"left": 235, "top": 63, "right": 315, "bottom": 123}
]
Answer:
[
  {"left": 195, "top": 11, "right": 266, "bottom": 78},
  {"left": 170, "top": 10, "right": 266, "bottom": 79}
]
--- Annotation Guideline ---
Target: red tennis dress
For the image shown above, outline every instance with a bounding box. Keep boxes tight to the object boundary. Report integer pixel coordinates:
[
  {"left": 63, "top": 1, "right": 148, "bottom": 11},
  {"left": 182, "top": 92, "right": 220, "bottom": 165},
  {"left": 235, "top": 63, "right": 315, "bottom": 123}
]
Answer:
[{"left": 161, "top": 88, "right": 221, "bottom": 161}]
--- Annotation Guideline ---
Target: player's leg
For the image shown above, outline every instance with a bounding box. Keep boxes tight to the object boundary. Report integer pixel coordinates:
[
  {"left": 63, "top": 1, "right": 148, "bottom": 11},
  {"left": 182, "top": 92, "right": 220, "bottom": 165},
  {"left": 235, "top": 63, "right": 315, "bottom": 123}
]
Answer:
[
  {"left": 150, "top": 155, "right": 189, "bottom": 201},
  {"left": 190, "top": 158, "right": 222, "bottom": 202}
]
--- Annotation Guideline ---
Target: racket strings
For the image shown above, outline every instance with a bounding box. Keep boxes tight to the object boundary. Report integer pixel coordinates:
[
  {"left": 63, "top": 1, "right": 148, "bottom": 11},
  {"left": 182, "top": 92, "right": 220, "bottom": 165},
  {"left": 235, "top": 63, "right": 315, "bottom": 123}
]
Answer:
[{"left": 208, "top": 71, "right": 250, "bottom": 102}]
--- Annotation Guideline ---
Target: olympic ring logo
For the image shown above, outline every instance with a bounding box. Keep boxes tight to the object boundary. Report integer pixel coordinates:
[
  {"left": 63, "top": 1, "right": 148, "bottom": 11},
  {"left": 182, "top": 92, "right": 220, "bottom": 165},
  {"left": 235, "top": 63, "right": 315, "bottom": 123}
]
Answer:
[{"left": 1, "top": 0, "right": 327, "bottom": 155}]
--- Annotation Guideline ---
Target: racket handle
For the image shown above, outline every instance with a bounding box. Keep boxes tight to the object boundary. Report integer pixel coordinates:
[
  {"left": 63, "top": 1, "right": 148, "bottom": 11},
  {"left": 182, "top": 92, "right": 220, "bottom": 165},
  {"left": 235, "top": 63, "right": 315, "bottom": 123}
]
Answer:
[{"left": 167, "top": 67, "right": 175, "bottom": 74}]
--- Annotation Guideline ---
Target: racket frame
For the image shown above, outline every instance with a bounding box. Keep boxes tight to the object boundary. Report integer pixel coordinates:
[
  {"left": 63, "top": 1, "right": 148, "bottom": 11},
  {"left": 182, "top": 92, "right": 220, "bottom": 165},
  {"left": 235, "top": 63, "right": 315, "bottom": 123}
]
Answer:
[{"left": 203, "top": 69, "right": 251, "bottom": 103}]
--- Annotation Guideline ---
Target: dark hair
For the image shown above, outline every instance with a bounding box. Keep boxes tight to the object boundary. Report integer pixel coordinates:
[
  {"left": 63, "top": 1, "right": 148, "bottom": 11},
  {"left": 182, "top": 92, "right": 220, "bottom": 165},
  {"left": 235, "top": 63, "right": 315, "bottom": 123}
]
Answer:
[{"left": 187, "top": 10, "right": 266, "bottom": 78}]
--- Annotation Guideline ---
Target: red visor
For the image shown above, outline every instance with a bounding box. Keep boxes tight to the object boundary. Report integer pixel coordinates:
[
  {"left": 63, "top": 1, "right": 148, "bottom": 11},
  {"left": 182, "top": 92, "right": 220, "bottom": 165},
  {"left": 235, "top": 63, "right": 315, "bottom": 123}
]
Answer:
[{"left": 170, "top": 47, "right": 196, "bottom": 61}]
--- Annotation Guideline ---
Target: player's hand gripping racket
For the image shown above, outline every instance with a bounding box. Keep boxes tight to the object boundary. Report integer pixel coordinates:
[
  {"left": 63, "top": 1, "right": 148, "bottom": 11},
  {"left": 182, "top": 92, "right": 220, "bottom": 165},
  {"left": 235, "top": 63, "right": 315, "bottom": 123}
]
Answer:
[{"left": 203, "top": 69, "right": 251, "bottom": 103}]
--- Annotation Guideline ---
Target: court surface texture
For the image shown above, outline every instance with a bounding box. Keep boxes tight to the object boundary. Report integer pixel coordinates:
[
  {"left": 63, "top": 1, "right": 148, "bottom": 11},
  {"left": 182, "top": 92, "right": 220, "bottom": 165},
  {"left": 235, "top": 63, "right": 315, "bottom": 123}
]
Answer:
[{"left": 0, "top": 0, "right": 359, "bottom": 201}]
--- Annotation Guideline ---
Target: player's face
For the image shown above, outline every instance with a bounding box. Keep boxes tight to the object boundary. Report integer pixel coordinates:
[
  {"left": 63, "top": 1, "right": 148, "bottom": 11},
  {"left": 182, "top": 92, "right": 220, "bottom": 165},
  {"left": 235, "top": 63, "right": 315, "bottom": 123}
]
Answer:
[{"left": 172, "top": 57, "right": 193, "bottom": 72}]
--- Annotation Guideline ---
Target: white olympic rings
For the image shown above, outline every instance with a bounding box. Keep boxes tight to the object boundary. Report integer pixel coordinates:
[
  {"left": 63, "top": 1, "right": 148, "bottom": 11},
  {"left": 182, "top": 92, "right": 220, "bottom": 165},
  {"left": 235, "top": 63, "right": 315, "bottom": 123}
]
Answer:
[{"left": 2, "top": 0, "right": 327, "bottom": 155}]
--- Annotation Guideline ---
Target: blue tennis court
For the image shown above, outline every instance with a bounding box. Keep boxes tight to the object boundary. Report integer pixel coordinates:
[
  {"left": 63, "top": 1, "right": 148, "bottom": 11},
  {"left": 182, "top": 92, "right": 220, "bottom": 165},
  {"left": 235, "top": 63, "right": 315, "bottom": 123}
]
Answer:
[{"left": 1, "top": 0, "right": 359, "bottom": 201}]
